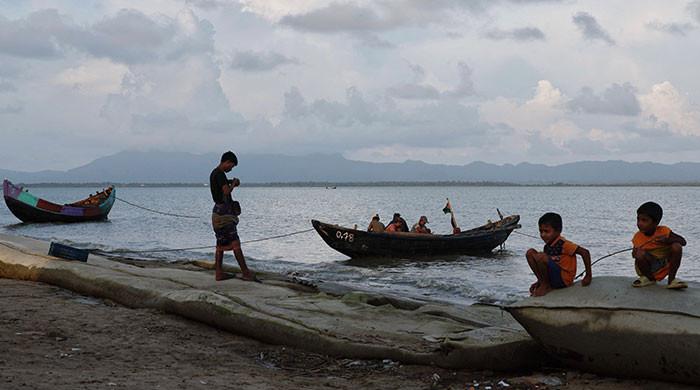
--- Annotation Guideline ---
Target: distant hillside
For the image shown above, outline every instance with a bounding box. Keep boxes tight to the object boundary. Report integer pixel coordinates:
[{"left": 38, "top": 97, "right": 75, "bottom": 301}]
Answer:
[{"left": 2, "top": 151, "right": 700, "bottom": 185}]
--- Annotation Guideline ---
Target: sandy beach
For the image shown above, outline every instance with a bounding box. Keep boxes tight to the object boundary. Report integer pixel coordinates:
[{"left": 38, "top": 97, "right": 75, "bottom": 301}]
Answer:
[{"left": 1, "top": 277, "right": 694, "bottom": 390}]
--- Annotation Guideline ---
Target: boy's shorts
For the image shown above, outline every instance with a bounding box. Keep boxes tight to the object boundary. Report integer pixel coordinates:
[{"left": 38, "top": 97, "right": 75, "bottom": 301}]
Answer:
[
  {"left": 636, "top": 250, "right": 671, "bottom": 281},
  {"left": 547, "top": 258, "right": 568, "bottom": 289}
]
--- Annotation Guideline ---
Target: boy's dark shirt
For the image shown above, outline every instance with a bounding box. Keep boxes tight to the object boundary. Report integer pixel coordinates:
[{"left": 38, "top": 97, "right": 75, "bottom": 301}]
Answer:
[{"left": 210, "top": 168, "right": 232, "bottom": 204}]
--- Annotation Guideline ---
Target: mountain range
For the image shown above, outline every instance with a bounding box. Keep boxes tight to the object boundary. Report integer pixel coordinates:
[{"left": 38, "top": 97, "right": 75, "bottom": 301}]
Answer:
[{"left": 2, "top": 151, "right": 700, "bottom": 185}]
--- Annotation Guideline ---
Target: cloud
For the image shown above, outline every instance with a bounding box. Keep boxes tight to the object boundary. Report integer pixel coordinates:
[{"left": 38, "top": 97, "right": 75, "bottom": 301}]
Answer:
[
  {"left": 230, "top": 50, "right": 299, "bottom": 71},
  {"left": 483, "top": 27, "right": 546, "bottom": 41},
  {"left": 0, "top": 9, "right": 215, "bottom": 64},
  {"left": 387, "top": 84, "right": 441, "bottom": 100},
  {"left": 277, "top": 1, "right": 561, "bottom": 34},
  {"left": 646, "top": 21, "right": 696, "bottom": 36},
  {"left": 185, "top": 0, "right": 230, "bottom": 10},
  {"left": 479, "top": 80, "right": 565, "bottom": 131},
  {"left": 53, "top": 59, "right": 128, "bottom": 95},
  {"left": 387, "top": 62, "right": 474, "bottom": 100},
  {"left": 0, "top": 81, "right": 17, "bottom": 92},
  {"left": 274, "top": 85, "right": 492, "bottom": 154},
  {"left": 689, "top": 1, "right": 700, "bottom": 23},
  {"left": 567, "top": 83, "right": 641, "bottom": 116},
  {"left": 0, "top": 10, "right": 75, "bottom": 59},
  {"left": 639, "top": 81, "right": 700, "bottom": 136},
  {"left": 572, "top": 12, "right": 615, "bottom": 45},
  {"left": 355, "top": 33, "right": 395, "bottom": 48},
  {"left": 279, "top": 2, "right": 396, "bottom": 33},
  {"left": 78, "top": 9, "right": 215, "bottom": 64},
  {"left": 0, "top": 102, "right": 23, "bottom": 114}
]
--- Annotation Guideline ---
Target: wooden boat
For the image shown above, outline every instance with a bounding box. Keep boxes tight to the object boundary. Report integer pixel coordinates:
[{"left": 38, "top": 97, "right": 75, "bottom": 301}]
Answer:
[
  {"left": 311, "top": 215, "right": 520, "bottom": 258},
  {"left": 3, "top": 179, "right": 115, "bottom": 223},
  {"left": 506, "top": 276, "right": 700, "bottom": 385}
]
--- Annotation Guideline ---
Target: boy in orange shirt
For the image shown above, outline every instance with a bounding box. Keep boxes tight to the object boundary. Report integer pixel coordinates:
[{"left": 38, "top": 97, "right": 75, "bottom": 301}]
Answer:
[
  {"left": 526, "top": 212, "right": 592, "bottom": 296},
  {"left": 632, "top": 202, "right": 687, "bottom": 289}
]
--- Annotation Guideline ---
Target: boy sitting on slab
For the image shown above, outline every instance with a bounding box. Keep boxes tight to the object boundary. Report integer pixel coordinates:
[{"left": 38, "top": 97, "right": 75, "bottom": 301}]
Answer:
[
  {"left": 632, "top": 202, "right": 687, "bottom": 289},
  {"left": 526, "top": 212, "right": 592, "bottom": 296}
]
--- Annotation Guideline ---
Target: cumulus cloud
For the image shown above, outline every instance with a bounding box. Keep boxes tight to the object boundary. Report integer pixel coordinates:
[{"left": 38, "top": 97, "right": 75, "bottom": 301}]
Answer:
[
  {"left": 387, "top": 84, "right": 441, "bottom": 100},
  {"left": 274, "top": 85, "right": 491, "bottom": 154},
  {"left": 639, "top": 81, "right": 700, "bottom": 136},
  {"left": 567, "top": 83, "right": 641, "bottom": 116},
  {"left": 0, "top": 9, "right": 214, "bottom": 64},
  {"left": 230, "top": 50, "right": 298, "bottom": 71},
  {"left": 0, "top": 102, "right": 23, "bottom": 114},
  {"left": 186, "top": 0, "right": 231, "bottom": 10},
  {"left": 0, "top": 81, "right": 17, "bottom": 92},
  {"left": 0, "top": 10, "right": 76, "bottom": 58},
  {"left": 279, "top": 2, "right": 395, "bottom": 33},
  {"left": 572, "top": 12, "right": 615, "bottom": 45},
  {"left": 480, "top": 80, "right": 565, "bottom": 131},
  {"left": 483, "top": 27, "right": 546, "bottom": 41},
  {"left": 689, "top": 1, "right": 700, "bottom": 23},
  {"left": 646, "top": 20, "right": 696, "bottom": 36},
  {"left": 387, "top": 62, "right": 474, "bottom": 100},
  {"left": 53, "top": 59, "right": 128, "bottom": 95},
  {"left": 278, "top": 0, "right": 561, "bottom": 33}
]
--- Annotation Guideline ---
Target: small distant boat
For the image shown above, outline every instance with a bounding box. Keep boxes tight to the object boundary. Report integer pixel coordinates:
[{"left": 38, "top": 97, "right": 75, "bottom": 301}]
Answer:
[
  {"left": 3, "top": 179, "right": 115, "bottom": 223},
  {"left": 312, "top": 215, "right": 520, "bottom": 258},
  {"left": 506, "top": 276, "right": 700, "bottom": 385}
]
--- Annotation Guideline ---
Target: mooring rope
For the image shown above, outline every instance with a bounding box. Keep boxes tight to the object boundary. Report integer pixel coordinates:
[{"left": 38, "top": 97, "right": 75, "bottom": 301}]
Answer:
[
  {"left": 92, "top": 228, "right": 315, "bottom": 256},
  {"left": 512, "top": 230, "right": 540, "bottom": 240},
  {"left": 116, "top": 196, "right": 200, "bottom": 219},
  {"left": 574, "top": 247, "right": 632, "bottom": 280},
  {"left": 512, "top": 230, "right": 657, "bottom": 280}
]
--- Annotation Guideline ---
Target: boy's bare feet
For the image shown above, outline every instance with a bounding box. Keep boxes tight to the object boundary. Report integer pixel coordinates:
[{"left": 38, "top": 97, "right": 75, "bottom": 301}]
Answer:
[
  {"left": 241, "top": 271, "right": 262, "bottom": 283},
  {"left": 215, "top": 272, "right": 236, "bottom": 281},
  {"left": 529, "top": 281, "right": 540, "bottom": 295},
  {"left": 533, "top": 283, "right": 552, "bottom": 297}
]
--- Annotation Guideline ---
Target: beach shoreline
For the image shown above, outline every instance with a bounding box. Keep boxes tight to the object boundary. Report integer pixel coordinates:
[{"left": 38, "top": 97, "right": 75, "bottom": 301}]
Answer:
[
  {"left": 2, "top": 277, "right": 694, "bottom": 389},
  {"left": 0, "top": 233, "right": 695, "bottom": 389}
]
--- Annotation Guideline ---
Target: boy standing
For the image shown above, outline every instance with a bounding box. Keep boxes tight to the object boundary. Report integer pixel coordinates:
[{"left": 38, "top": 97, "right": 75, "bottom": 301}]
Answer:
[
  {"left": 632, "top": 202, "right": 687, "bottom": 289},
  {"left": 210, "top": 151, "right": 256, "bottom": 282},
  {"left": 526, "top": 212, "right": 592, "bottom": 296}
]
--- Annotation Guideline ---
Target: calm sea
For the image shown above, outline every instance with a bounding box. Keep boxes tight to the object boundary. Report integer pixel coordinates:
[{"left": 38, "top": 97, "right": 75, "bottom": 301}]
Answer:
[{"left": 2, "top": 186, "right": 699, "bottom": 304}]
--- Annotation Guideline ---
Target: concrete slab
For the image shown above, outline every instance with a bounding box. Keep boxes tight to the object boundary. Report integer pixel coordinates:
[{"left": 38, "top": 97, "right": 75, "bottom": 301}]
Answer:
[
  {"left": 507, "top": 277, "right": 700, "bottom": 385},
  {"left": 0, "top": 233, "right": 542, "bottom": 370}
]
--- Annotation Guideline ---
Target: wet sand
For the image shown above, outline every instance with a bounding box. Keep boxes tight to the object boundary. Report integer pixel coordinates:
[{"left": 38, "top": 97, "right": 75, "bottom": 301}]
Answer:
[{"left": 1, "top": 278, "right": 694, "bottom": 390}]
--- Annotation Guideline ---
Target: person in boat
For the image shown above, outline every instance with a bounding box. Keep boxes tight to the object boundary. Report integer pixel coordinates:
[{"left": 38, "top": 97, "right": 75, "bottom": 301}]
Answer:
[
  {"left": 632, "top": 202, "right": 687, "bottom": 289},
  {"left": 367, "top": 214, "right": 385, "bottom": 233},
  {"left": 210, "top": 151, "right": 257, "bottom": 282},
  {"left": 411, "top": 216, "right": 432, "bottom": 234},
  {"left": 385, "top": 213, "right": 408, "bottom": 233},
  {"left": 525, "top": 212, "right": 592, "bottom": 297}
]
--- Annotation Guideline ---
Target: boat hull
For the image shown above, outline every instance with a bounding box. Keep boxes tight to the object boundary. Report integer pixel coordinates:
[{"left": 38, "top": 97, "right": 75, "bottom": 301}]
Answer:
[
  {"left": 312, "top": 215, "right": 520, "bottom": 258},
  {"left": 507, "top": 276, "right": 700, "bottom": 385},
  {"left": 3, "top": 180, "right": 115, "bottom": 223}
]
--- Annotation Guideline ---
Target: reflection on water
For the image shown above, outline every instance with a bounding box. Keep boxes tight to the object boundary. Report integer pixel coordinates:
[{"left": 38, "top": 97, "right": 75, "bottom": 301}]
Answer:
[{"left": 2, "top": 186, "right": 699, "bottom": 304}]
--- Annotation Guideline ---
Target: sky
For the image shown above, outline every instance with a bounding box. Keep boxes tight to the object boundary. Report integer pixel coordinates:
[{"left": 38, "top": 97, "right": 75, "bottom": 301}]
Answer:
[{"left": 1, "top": 0, "right": 700, "bottom": 171}]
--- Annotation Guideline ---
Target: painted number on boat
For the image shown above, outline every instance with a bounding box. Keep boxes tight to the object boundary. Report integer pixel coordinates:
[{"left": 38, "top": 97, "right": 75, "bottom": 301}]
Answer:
[{"left": 336, "top": 231, "right": 354, "bottom": 242}]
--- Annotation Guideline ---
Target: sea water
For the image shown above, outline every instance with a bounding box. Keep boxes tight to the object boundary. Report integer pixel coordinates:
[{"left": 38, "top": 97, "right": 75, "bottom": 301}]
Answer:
[{"left": 2, "top": 185, "right": 698, "bottom": 304}]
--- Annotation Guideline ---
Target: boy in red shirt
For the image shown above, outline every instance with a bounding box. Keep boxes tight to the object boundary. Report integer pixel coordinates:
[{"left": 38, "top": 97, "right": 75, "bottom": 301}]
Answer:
[
  {"left": 632, "top": 202, "right": 687, "bottom": 289},
  {"left": 526, "top": 212, "right": 592, "bottom": 297}
]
